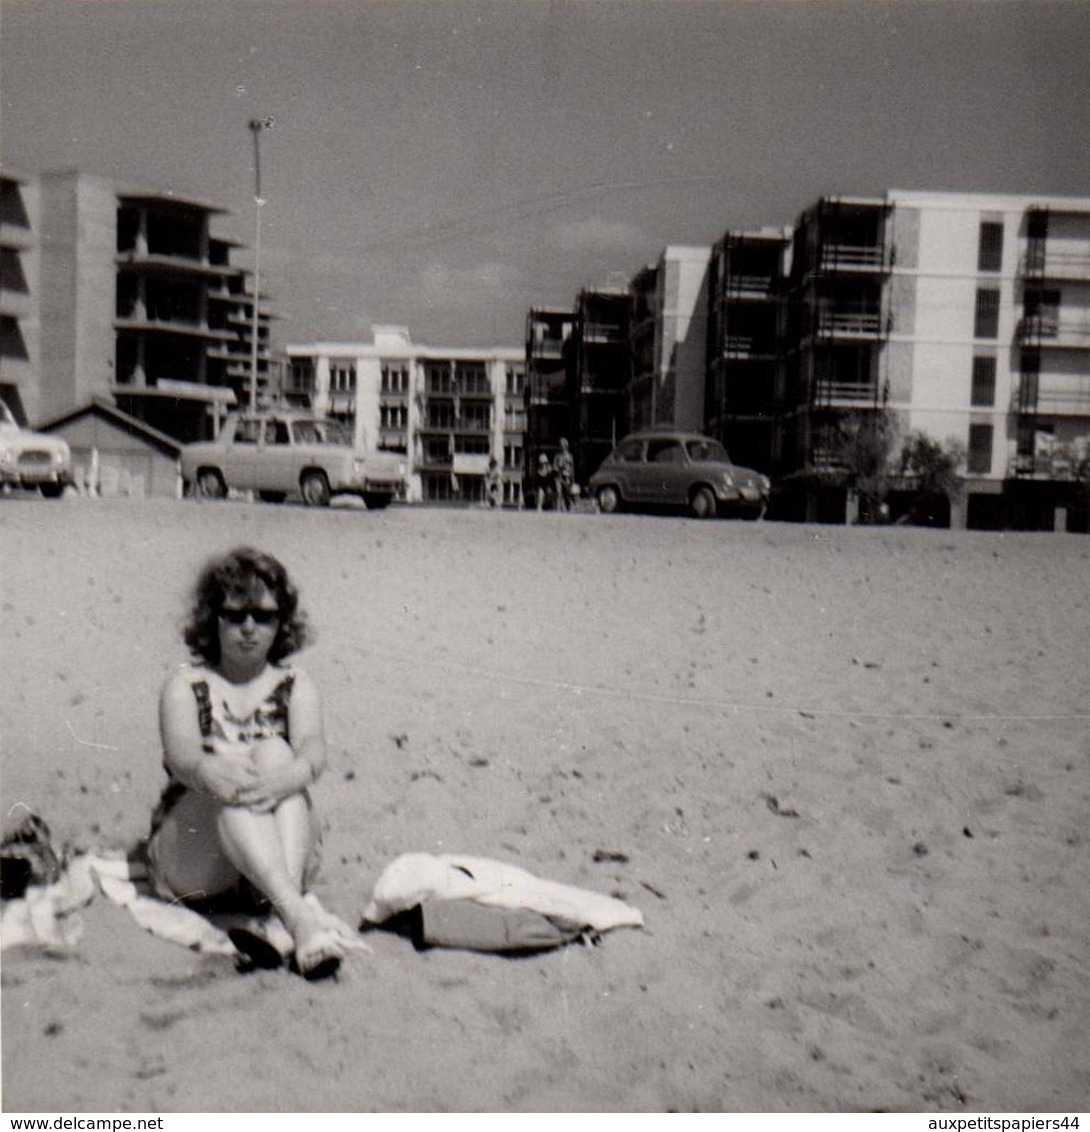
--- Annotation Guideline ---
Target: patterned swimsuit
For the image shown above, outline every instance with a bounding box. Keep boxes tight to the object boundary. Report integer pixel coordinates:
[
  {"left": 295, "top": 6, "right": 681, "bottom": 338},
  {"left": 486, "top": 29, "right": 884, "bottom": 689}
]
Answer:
[{"left": 150, "top": 664, "right": 297, "bottom": 829}]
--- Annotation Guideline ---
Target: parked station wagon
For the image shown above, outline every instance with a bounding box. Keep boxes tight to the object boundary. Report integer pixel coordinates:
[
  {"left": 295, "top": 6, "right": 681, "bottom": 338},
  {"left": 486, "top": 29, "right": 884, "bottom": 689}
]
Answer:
[
  {"left": 0, "top": 400, "right": 72, "bottom": 498},
  {"left": 180, "top": 410, "right": 406, "bottom": 508},
  {"left": 588, "top": 429, "right": 771, "bottom": 519}
]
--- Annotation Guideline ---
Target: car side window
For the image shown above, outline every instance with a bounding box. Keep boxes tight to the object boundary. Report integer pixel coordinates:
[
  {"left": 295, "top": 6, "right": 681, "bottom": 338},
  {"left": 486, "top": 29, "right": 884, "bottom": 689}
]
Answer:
[
  {"left": 647, "top": 440, "right": 685, "bottom": 464},
  {"left": 265, "top": 420, "right": 290, "bottom": 445},
  {"left": 292, "top": 421, "right": 320, "bottom": 444},
  {"left": 616, "top": 439, "right": 645, "bottom": 463},
  {"left": 234, "top": 418, "right": 260, "bottom": 445}
]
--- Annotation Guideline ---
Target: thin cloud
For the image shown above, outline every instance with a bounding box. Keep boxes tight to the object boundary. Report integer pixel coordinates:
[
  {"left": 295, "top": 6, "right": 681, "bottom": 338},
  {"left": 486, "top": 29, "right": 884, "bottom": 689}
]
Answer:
[
  {"left": 417, "top": 260, "right": 523, "bottom": 304},
  {"left": 554, "top": 216, "right": 645, "bottom": 254}
]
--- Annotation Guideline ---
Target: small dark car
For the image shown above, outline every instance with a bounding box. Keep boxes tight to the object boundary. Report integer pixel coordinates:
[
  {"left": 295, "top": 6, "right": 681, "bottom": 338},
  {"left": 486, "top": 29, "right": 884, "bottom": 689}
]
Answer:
[{"left": 588, "top": 429, "right": 770, "bottom": 519}]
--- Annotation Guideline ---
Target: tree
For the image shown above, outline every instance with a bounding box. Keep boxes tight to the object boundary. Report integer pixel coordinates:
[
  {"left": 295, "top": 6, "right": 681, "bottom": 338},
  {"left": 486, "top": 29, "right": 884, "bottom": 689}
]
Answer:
[
  {"left": 897, "top": 432, "right": 964, "bottom": 525},
  {"left": 830, "top": 410, "right": 897, "bottom": 523}
]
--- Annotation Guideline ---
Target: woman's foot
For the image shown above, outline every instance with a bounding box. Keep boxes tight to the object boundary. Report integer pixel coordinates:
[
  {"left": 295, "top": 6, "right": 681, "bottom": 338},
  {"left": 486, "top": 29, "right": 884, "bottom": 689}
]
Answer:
[
  {"left": 290, "top": 914, "right": 344, "bottom": 981},
  {"left": 229, "top": 914, "right": 293, "bottom": 971}
]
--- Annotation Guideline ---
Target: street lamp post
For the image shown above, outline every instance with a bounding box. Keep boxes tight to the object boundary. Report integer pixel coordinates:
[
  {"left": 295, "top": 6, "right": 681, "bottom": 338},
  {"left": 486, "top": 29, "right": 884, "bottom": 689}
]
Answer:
[{"left": 248, "top": 117, "right": 273, "bottom": 412}]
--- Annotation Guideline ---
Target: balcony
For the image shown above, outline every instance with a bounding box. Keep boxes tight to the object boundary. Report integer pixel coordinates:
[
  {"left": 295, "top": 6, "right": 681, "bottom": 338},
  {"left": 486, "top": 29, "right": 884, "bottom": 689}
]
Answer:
[
  {"left": 530, "top": 339, "right": 566, "bottom": 359},
  {"left": 813, "top": 379, "right": 881, "bottom": 405},
  {"left": 379, "top": 428, "right": 407, "bottom": 449},
  {"left": 1011, "top": 377, "right": 1090, "bottom": 416},
  {"left": 1019, "top": 248, "right": 1090, "bottom": 282},
  {"left": 581, "top": 321, "right": 626, "bottom": 342},
  {"left": 418, "top": 454, "right": 454, "bottom": 473},
  {"left": 1007, "top": 452, "right": 1088, "bottom": 480},
  {"left": 115, "top": 251, "right": 236, "bottom": 279},
  {"left": 815, "top": 308, "right": 885, "bottom": 339},
  {"left": 327, "top": 391, "right": 356, "bottom": 415},
  {"left": 723, "top": 275, "right": 779, "bottom": 299},
  {"left": 417, "top": 420, "right": 490, "bottom": 436},
  {"left": 0, "top": 221, "right": 33, "bottom": 250},
  {"left": 1018, "top": 315, "right": 1090, "bottom": 349},
  {"left": 0, "top": 287, "right": 31, "bottom": 318},
  {"left": 723, "top": 336, "right": 778, "bottom": 360},
  {"left": 817, "top": 245, "right": 890, "bottom": 273},
  {"left": 114, "top": 315, "right": 236, "bottom": 342}
]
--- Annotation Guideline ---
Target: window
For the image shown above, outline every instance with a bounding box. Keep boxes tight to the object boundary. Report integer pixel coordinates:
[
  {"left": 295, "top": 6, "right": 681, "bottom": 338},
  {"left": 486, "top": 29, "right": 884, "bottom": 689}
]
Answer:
[
  {"left": 646, "top": 439, "right": 685, "bottom": 464},
  {"left": 381, "top": 363, "right": 409, "bottom": 394},
  {"left": 380, "top": 404, "right": 406, "bottom": 430},
  {"left": 974, "top": 288, "right": 1000, "bottom": 339},
  {"left": 290, "top": 358, "right": 315, "bottom": 392},
  {"left": 454, "top": 435, "right": 490, "bottom": 455},
  {"left": 234, "top": 418, "right": 261, "bottom": 444},
  {"left": 505, "top": 366, "right": 525, "bottom": 396},
  {"left": 686, "top": 439, "right": 730, "bottom": 463},
  {"left": 456, "top": 362, "right": 488, "bottom": 394},
  {"left": 426, "top": 364, "right": 453, "bottom": 394},
  {"left": 329, "top": 360, "right": 356, "bottom": 392},
  {"left": 426, "top": 402, "right": 454, "bottom": 429},
  {"left": 971, "top": 356, "right": 997, "bottom": 408},
  {"left": 265, "top": 420, "right": 290, "bottom": 445},
  {"left": 968, "top": 424, "right": 993, "bottom": 475},
  {"left": 616, "top": 438, "right": 645, "bottom": 463},
  {"left": 977, "top": 222, "right": 1003, "bottom": 273},
  {"left": 460, "top": 403, "right": 491, "bottom": 431}
]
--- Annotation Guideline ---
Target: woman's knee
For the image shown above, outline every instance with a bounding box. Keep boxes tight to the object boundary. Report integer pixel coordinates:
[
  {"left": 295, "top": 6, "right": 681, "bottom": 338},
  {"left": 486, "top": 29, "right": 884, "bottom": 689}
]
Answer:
[{"left": 251, "top": 736, "right": 295, "bottom": 770}]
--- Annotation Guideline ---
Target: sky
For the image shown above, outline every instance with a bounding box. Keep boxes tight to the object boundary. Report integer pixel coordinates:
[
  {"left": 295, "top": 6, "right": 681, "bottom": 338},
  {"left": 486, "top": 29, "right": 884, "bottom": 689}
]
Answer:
[{"left": 2, "top": 0, "right": 1088, "bottom": 350}]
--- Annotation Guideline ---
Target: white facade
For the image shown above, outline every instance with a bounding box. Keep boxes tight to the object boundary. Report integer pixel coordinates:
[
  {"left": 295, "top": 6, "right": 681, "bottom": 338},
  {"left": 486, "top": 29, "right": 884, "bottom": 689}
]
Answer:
[
  {"left": 287, "top": 326, "right": 525, "bottom": 504},
  {"left": 629, "top": 245, "right": 711, "bottom": 430},
  {"left": 884, "top": 189, "right": 1090, "bottom": 485}
]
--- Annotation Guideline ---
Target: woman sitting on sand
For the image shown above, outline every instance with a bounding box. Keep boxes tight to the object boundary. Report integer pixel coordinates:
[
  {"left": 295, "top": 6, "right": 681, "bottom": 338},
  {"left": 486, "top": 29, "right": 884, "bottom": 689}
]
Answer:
[{"left": 144, "top": 546, "right": 343, "bottom": 979}]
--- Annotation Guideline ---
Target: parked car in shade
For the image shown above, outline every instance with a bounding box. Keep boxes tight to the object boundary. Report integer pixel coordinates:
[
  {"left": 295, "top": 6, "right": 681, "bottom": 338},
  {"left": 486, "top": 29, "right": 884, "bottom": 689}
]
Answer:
[
  {"left": 588, "top": 429, "right": 771, "bottom": 519},
  {"left": 0, "top": 400, "right": 72, "bottom": 498},
  {"left": 179, "top": 410, "right": 406, "bottom": 509}
]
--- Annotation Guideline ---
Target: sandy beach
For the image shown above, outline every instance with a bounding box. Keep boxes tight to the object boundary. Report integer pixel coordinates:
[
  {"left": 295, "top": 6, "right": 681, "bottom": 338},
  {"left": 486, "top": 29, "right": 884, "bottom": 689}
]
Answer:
[{"left": 1, "top": 498, "right": 1088, "bottom": 1113}]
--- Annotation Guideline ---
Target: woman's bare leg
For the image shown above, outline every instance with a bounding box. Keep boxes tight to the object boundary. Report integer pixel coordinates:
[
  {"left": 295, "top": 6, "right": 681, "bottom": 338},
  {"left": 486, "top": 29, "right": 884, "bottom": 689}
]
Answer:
[
  {"left": 222, "top": 739, "right": 340, "bottom": 975},
  {"left": 250, "top": 739, "right": 313, "bottom": 887}
]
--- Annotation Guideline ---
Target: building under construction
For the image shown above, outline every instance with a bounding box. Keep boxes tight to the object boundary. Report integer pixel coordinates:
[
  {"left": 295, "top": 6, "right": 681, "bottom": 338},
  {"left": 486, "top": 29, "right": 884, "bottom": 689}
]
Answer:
[{"left": 0, "top": 169, "right": 274, "bottom": 443}]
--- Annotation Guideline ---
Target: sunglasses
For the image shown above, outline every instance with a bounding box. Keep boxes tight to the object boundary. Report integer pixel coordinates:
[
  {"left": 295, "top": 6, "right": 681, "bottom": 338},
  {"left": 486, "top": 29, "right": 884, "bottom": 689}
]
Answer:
[{"left": 218, "top": 606, "right": 280, "bottom": 626}]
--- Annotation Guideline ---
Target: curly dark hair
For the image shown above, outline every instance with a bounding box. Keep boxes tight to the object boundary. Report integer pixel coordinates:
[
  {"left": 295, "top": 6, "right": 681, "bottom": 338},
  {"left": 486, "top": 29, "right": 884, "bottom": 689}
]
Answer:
[{"left": 183, "top": 547, "right": 309, "bottom": 666}]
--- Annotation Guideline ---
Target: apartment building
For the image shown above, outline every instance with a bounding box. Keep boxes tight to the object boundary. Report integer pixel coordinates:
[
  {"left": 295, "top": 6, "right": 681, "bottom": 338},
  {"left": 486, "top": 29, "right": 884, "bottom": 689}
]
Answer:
[
  {"left": 704, "top": 228, "right": 791, "bottom": 477},
  {"left": 0, "top": 169, "right": 271, "bottom": 442},
  {"left": 569, "top": 288, "right": 632, "bottom": 483},
  {"left": 629, "top": 245, "right": 711, "bottom": 435},
  {"left": 286, "top": 326, "right": 526, "bottom": 505},
  {"left": 524, "top": 307, "right": 573, "bottom": 470},
  {"left": 771, "top": 191, "right": 1090, "bottom": 527},
  {"left": 616, "top": 191, "right": 1090, "bottom": 529},
  {"left": 524, "top": 290, "right": 632, "bottom": 487}
]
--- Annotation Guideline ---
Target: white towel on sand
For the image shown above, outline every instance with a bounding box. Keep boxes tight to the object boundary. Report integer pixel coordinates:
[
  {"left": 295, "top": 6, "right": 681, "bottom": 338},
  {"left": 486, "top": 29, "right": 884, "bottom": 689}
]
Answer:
[{"left": 363, "top": 852, "right": 644, "bottom": 932}]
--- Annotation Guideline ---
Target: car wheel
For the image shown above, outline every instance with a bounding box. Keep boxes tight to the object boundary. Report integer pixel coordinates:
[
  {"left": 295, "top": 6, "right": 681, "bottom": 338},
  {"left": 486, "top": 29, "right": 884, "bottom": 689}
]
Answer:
[
  {"left": 40, "top": 483, "right": 65, "bottom": 499},
  {"left": 596, "top": 485, "right": 621, "bottom": 514},
  {"left": 258, "top": 491, "right": 286, "bottom": 504},
  {"left": 363, "top": 492, "right": 392, "bottom": 510},
  {"left": 300, "top": 470, "right": 331, "bottom": 507},
  {"left": 689, "top": 486, "right": 717, "bottom": 519},
  {"left": 197, "top": 469, "right": 227, "bottom": 500}
]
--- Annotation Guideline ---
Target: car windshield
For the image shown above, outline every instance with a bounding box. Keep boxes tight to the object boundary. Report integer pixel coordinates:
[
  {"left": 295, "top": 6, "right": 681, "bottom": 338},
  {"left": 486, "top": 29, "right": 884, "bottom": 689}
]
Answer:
[{"left": 686, "top": 439, "right": 731, "bottom": 463}]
